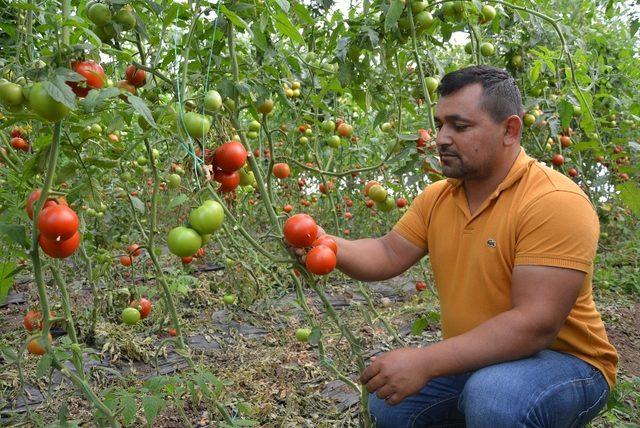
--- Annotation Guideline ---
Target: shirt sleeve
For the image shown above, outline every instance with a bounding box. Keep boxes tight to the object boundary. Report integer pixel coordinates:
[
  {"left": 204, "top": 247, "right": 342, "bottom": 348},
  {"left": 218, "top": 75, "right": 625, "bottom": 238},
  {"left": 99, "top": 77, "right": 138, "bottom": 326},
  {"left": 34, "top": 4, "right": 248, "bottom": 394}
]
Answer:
[
  {"left": 392, "top": 185, "right": 435, "bottom": 250},
  {"left": 514, "top": 191, "right": 599, "bottom": 273}
]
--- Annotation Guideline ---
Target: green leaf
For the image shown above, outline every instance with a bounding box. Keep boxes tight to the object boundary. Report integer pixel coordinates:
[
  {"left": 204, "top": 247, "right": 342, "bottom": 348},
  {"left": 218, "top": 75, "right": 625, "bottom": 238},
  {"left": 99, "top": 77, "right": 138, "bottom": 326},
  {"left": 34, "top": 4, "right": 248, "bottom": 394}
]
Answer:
[
  {"left": 617, "top": 181, "right": 640, "bottom": 217},
  {"left": 557, "top": 99, "right": 573, "bottom": 131},
  {"left": 128, "top": 95, "right": 157, "bottom": 129},
  {"left": 163, "top": 3, "right": 180, "bottom": 27},
  {"left": 233, "top": 420, "right": 260, "bottom": 426},
  {"left": 0, "top": 223, "right": 28, "bottom": 248},
  {"left": 36, "top": 353, "right": 53, "bottom": 378},
  {"left": 0, "top": 262, "right": 17, "bottom": 304},
  {"left": 142, "top": 395, "right": 165, "bottom": 426},
  {"left": 0, "top": 23, "right": 17, "bottom": 40},
  {"left": 130, "top": 196, "right": 145, "bottom": 214},
  {"left": 273, "top": 13, "right": 304, "bottom": 45},
  {"left": 84, "top": 157, "right": 119, "bottom": 168},
  {"left": 308, "top": 326, "right": 322, "bottom": 345},
  {"left": 411, "top": 316, "right": 429, "bottom": 336},
  {"left": 294, "top": 3, "right": 314, "bottom": 26},
  {"left": 44, "top": 78, "right": 77, "bottom": 110},
  {"left": 251, "top": 23, "right": 268, "bottom": 51},
  {"left": 121, "top": 393, "right": 136, "bottom": 425},
  {"left": 220, "top": 5, "right": 249, "bottom": 30},
  {"left": 384, "top": 0, "right": 404, "bottom": 32},
  {"left": 168, "top": 194, "right": 188, "bottom": 209}
]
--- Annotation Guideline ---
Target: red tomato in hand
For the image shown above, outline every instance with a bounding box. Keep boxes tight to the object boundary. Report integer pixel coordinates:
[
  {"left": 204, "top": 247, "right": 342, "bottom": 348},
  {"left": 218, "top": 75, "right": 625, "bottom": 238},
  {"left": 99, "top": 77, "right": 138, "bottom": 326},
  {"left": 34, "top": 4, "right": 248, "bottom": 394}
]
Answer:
[
  {"left": 214, "top": 141, "right": 247, "bottom": 172},
  {"left": 305, "top": 245, "right": 337, "bottom": 275},
  {"left": 312, "top": 235, "right": 337, "bottom": 255},
  {"left": 39, "top": 231, "right": 81, "bottom": 258},
  {"left": 125, "top": 64, "right": 147, "bottom": 87},
  {"left": 130, "top": 298, "right": 152, "bottom": 319},
  {"left": 284, "top": 214, "right": 318, "bottom": 247},
  {"left": 69, "top": 60, "right": 106, "bottom": 97},
  {"left": 38, "top": 205, "right": 79, "bottom": 240}
]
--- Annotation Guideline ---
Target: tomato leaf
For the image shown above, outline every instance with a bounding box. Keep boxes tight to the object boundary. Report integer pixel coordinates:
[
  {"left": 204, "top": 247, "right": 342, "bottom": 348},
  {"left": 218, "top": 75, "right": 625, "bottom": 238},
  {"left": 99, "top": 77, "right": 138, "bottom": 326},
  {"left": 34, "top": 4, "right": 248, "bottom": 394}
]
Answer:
[
  {"left": 557, "top": 99, "right": 573, "bottom": 131},
  {"left": 220, "top": 5, "right": 249, "bottom": 31},
  {"left": 411, "top": 316, "right": 429, "bottom": 336},
  {"left": 0, "top": 223, "right": 29, "bottom": 249},
  {"left": 168, "top": 194, "right": 188, "bottom": 210},
  {"left": 384, "top": 0, "right": 404, "bottom": 32},
  {"left": 35, "top": 353, "right": 53, "bottom": 378},
  {"left": 251, "top": 23, "right": 268, "bottom": 51},
  {"left": 127, "top": 95, "right": 157, "bottom": 129},
  {"left": 44, "top": 77, "right": 77, "bottom": 110},
  {"left": 273, "top": 12, "right": 304, "bottom": 45},
  {"left": 294, "top": 3, "right": 314, "bottom": 26},
  {"left": 130, "top": 196, "right": 146, "bottom": 214},
  {"left": 142, "top": 395, "right": 165, "bottom": 426},
  {"left": 121, "top": 393, "right": 136, "bottom": 425},
  {"left": 0, "top": 262, "right": 18, "bottom": 304},
  {"left": 617, "top": 181, "right": 640, "bottom": 217}
]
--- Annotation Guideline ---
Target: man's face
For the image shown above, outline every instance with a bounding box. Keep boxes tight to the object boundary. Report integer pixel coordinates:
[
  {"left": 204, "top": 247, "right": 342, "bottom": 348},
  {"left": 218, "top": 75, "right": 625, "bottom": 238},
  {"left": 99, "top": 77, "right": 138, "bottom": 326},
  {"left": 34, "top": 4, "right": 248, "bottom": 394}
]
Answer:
[{"left": 434, "top": 84, "right": 505, "bottom": 180}]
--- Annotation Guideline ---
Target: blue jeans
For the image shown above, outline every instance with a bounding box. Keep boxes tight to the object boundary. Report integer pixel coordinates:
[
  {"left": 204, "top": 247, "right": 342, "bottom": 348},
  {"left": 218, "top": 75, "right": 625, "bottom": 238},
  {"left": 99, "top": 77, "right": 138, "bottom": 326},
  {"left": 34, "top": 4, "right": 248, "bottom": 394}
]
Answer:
[{"left": 369, "top": 350, "right": 610, "bottom": 428}]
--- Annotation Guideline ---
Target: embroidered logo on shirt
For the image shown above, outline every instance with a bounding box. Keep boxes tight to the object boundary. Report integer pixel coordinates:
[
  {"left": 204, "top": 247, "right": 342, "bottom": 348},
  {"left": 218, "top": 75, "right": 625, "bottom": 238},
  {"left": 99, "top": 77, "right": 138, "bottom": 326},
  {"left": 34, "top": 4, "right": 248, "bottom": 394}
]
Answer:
[{"left": 487, "top": 239, "right": 497, "bottom": 248}]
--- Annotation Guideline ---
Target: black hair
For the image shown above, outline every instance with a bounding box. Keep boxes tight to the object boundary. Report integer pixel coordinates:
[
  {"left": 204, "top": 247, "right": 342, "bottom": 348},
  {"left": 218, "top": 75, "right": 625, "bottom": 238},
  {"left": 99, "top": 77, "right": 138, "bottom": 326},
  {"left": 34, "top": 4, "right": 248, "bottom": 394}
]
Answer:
[{"left": 437, "top": 65, "right": 522, "bottom": 123}]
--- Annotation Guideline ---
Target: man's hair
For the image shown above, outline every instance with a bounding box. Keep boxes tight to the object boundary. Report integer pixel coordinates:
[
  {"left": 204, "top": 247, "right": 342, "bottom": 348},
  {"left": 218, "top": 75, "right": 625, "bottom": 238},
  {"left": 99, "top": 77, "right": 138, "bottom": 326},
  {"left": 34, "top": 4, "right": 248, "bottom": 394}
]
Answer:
[{"left": 437, "top": 65, "right": 522, "bottom": 123}]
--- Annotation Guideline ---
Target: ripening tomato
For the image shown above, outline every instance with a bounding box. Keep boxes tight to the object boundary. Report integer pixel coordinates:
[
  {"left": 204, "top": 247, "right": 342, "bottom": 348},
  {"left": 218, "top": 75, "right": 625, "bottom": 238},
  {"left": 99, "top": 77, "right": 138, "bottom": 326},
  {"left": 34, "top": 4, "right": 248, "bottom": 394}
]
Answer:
[
  {"left": 120, "top": 255, "right": 133, "bottom": 266},
  {"left": 11, "top": 137, "right": 29, "bottom": 151},
  {"left": 560, "top": 135, "right": 572, "bottom": 148},
  {"left": 214, "top": 141, "right": 247, "bottom": 172},
  {"left": 396, "top": 198, "right": 408, "bottom": 208},
  {"left": 273, "top": 163, "right": 291, "bottom": 179},
  {"left": 130, "top": 298, "right": 152, "bottom": 319},
  {"left": 39, "top": 231, "right": 81, "bottom": 258},
  {"left": 38, "top": 205, "right": 79, "bottom": 240},
  {"left": 27, "top": 333, "right": 53, "bottom": 355},
  {"left": 284, "top": 214, "right": 318, "bottom": 247},
  {"left": 24, "top": 310, "right": 43, "bottom": 331},
  {"left": 11, "top": 127, "right": 24, "bottom": 138},
  {"left": 69, "top": 60, "right": 106, "bottom": 97},
  {"left": 337, "top": 122, "right": 353, "bottom": 137},
  {"left": 312, "top": 235, "right": 338, "bottom": 255},
  {"left": 125, "top": 64, "right": 146, "bottom": 87},
  {"left": 194, "top": 247, "right": 205, "bottom": 258},
  {"left": 364, "top": 180, "right": 380, "bottom": 196},
  {"left": 305, "top": 245, "right": 337, "bottom": 275},
  {"left": 282, "top": 204, "right": 293, "bottom": 213},
  {"left": 319, "top": 181, "right": 334, "bottom": 194}
]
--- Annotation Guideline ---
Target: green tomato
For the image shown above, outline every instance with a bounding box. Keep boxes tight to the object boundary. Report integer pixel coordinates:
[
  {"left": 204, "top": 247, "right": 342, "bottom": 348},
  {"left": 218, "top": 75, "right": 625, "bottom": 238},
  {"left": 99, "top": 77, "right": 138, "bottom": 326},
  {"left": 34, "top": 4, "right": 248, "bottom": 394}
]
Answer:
[
  {"left": 90, "top": 123, "right": 102, "bottom": 134},
  {"left": 225, "top": 257, "right": 235, "bottom": 267},
  {"left": 327, "top": 135, "right": 341, "bottom": 148},
  {"left": 480, "top": 42, "right": 495, "bottom": 57},
  {"left": 511, "top": 55, "right": 523, "bottom": 68},
  {"left": 411, "top": 1, "right": 428, "bottom": 14},
  {"left": 248, "top": 120, "right": 261, "bottom": 132},
  {"left": 223, "top": 98, "right": 236, "bottom": 111},
  {"left": 167, "top": 226, "right": 202, "bottom": 257},
  {"left": 321, "top": 120, "right": 335, "bottom": 132},
  {"left": 480, "top": 5, "right": 496, "bottom": 23},
  {"left": 381, "top": 122, "right": 393, "bottom": 132},
  {"left": 183, "top": 112, "right": 211, "bottom": 140},
  {"left": 425, "top": 77, "right": 439, "bottom": 94},
  {"left": 222, "top": 294, "right": 236, "bottom": 305},
  {"left": 137, "top": 155, "right": 148, "bottom": 166},
  {"left": 239, "top": 168, "right": 256, "bottom": 186},
  {"left": 204, "top": 90, "right": 223, "bottom": 111},
  {"left": 167, "top": 173, "right": 181, "bottom": 189},
  {"left": 295, "top": 328, "right": 312, "bottom": 342},
  {"left": 28, "top": 82, "right": 70, "bottom": 122},
  {"left": 376, "top": 196, "right": 396, "bottom": 212},
  {"left": 88, "top": 3, "right": 112, "bottom": 26},
  {"left": 299, "top": 136, "right": 309, "bottom": 145},
  {"left": 113, "top": 6, "right": 136, "bottom": 30},
  {"left": 0, "top": 82, "right": 24, "bottom": 107},
  {"left": 188, "top": 201, "right": 224, "bottom": 235},
  {"left": 246, "top": 131, "right": 258, "bottom": 139},
  {"left": 121, "top": 307, "right": 140, "bottom": 325},
  {"left": 415, "top": 11, "right": 434, "bottom": 30},
  {"left": 572, "top": 105, "right": 582, "bottom": 117}
]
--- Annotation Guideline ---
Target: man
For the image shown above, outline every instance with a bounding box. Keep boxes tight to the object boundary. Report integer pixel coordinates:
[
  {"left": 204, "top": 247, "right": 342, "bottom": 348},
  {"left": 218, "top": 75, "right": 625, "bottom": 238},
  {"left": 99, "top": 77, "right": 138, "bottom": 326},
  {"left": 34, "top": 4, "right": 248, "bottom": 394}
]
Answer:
[{"left": 326, "top": 66, "right": 617, "bottom": 427}]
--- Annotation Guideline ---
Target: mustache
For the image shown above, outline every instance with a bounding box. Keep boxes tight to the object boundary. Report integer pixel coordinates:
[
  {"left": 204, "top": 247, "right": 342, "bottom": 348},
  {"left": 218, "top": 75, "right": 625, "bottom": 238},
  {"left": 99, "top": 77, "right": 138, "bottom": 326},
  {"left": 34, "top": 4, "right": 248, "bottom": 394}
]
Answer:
[{"left": 438, "top": 150, "right": 459, "bottom": 157}]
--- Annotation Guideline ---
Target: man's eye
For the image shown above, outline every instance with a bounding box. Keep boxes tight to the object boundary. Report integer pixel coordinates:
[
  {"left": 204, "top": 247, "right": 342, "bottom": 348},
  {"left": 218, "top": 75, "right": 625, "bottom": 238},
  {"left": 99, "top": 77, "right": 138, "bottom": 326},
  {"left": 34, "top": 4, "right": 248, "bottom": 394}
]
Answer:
[{"left": 454, "top": 124, "right": 468, "bottom": 131}]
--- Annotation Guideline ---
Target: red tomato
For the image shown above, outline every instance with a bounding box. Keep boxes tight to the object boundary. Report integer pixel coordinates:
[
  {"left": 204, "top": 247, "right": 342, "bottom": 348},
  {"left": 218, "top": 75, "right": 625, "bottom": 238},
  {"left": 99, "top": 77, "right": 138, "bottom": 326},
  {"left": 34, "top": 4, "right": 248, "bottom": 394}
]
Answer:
[
  {"left": 10, "top": 127, "right": 23, "bottom": 138},
  {"left": 551, "top": 154, "right": 564, "bottom": 166},
  {"left": 11, "top": 137, "right": 29, "bottom": 151},
  {"left": 38, "top": 205, "right": 79, "bottom": 240},
  {"left": 120, "top": 255, "right": 133, "bottom": 266},
  {"left": 168, "top": 328, "right": 177, "bottom": 336},
  {"left": 24, "top": 310, "right": 43, "bottom": 331},
  {"left": 214, "top": 141, "right": 247, "bottom": 172},
  {"left": 396, "top": 198, "right": 408, "bottom": 208},
  {"left": 273, "top": 163, "right": 291, "bottom": 179},
  {"left": 181, "top": 256, "right": 193, "bottom": 264},
  {"left": 305, "top": 245, "right": 337, "bottom": 275},
  {"left": 416, "top": 129, "right": 431, "bottom": 147},
  {"left": 343, "top": 229, "right": 350, "bottom": 236},
  {"left": 215, "top": 170, "right": 240, "bottom": 192},
  {"left": 568, "top": 167, "right": 578, "bottom": 177},
  {"left": 125, "top": 64, "right": 146, "bottom": 87},
  {"left": 130, "top": 298, "right": 152, "bottom": 319},
  {"left": 365, "top": 199, "right": 375, "bottom": 208},
  {"left": 39, "top": 231, "right": 81, "bottom": 258},
  {"left": 312, "top": 235, "right": 338, "bottom": 255},
  {"left": 27, "top": 333, "right": 52, "bottom": 355},
  {"left": 319, "top": 181, "right": 334, "bottom": 194},
  {"left": 283, "top": 204, "right": 293, "bottom": 213},
  {"left": 127, "top": 244, "right": 142, "bottom": 257},
  {"left": 69, "top": 60, "right": 106, "bottom": 97},
  {"left": 560, "top": 135, "right": 572, "bottom": 148},
  {"left": 344, "top": 212, "right": 353, "bottom": 220},
  {"left": 415, "top": 281, "right": 427, "bottom": 292},
  {"left": 26, "top": 189, "right": 58, "bottom": 220},
  {"left": 284, "top": 214, "right": 318, "bottom": 247}
]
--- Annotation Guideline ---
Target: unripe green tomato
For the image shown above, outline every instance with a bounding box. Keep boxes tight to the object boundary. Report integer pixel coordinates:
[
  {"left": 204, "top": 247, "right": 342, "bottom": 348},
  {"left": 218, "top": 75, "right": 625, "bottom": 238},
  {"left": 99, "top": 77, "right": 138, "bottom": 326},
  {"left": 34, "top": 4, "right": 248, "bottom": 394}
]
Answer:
[
  {"left": 204, "top": 90, "right": 223, "bottom": 111},
  {"left": 248, "top": 120, "right": 261, "bottom": 132},
  {"left": 223, "top": 294, "right": 236, "bottom": 305},
  {"left": 175, "top": 166, "right": 185, "bottom": 175},
  {"left": 425, "top": 77, "right": 439, "bottom": 94},
  {"left": 321, "top": 120, "right": 335, "bottom": 132},
  {"left": 167, "top": 173, "right": 181, "bottom": 189},
  {"left": 247, "top": 131, "right": 258, "bottom": 139},
  {"left": 121, "top": 307, "right": 141, "bottom": 325},
  {"left": 137, "top": 155, "right": 148, "bottom": 166},
  {"left": 304, "top": 128, "right": 313, "bottom": 137},
  {"left": 376, "top": 196, "right": 396, "bottom": 212},
  {"left": 90, "top": 123, "right": 102, "bottom": 134},
  {"left": 292, "top": 89, "right": 300, "bottom": 97},
  {"left": 224, "top": 98, "right": 236, "bottom": 111},
  {"left": 225, "top": 257, "right": 235, "bottom": 267},
  {"left": 152, "top": 148, "right": 160, "bottom": 159},
  {"left": 299, "top": 136, "right": 309, "bottom": 145},
  {"left": 480, "top": 42, "right": 495, "bottom": 57},
  {"left": 295, "top": 328, "right": 312, "bottom": 342},
  {"left": 381, "top": 122, "right": 393, "bottom": 132},
  {"left": 327, "top": 135, "right": 341, "bottom": 148}
]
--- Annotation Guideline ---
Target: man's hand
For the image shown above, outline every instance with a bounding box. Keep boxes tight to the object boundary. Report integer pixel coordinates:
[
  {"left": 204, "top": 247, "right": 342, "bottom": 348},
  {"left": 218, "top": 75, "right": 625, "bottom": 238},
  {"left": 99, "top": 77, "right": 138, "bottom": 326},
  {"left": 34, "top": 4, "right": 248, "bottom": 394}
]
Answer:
[
  {"left": 287, "top": 225, "right": 327, "bottom": 263},
  {"left": 359, "top": 348, "right": 432, "bottom": 405}
]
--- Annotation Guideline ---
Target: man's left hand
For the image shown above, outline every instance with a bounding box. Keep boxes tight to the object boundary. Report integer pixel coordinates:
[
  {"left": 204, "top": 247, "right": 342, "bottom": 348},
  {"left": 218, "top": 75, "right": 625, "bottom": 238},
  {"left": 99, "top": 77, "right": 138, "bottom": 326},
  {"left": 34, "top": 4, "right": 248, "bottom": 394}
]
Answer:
[{"left": 359, "top": 348, "right": 432, "bottom": 405}]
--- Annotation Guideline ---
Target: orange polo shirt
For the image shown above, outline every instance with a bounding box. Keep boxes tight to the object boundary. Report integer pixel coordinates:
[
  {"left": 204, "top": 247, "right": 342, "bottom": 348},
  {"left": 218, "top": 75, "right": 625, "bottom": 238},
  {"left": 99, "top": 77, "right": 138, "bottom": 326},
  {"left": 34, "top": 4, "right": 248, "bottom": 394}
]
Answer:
[{"left": 394, "top": 147, "right": 618, "bottom": 389}]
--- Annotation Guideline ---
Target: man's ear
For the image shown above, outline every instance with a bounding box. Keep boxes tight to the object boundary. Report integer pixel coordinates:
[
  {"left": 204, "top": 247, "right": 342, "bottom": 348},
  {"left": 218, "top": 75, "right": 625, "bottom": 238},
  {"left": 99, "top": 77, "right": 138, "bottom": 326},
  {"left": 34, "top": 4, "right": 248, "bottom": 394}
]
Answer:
[{"left": 503, "top": 115, "right": 522, "bottom": 147}]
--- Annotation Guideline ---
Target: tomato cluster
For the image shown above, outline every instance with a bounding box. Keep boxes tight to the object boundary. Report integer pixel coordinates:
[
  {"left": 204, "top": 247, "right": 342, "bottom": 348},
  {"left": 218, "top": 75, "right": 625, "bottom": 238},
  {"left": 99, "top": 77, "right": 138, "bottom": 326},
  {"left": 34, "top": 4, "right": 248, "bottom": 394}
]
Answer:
[
  {"left": 167, "top": 200, "right": 224, "bottom": 260},
  {"left": 283, "top": 214, "right": 338, "bottom": 276},
  {"left": 9, "top": 127, "right": 29, "bottom": 152},
  {"left": 211, "top": 141, "right": 249, "bottom": 192}
]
